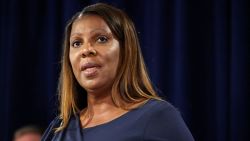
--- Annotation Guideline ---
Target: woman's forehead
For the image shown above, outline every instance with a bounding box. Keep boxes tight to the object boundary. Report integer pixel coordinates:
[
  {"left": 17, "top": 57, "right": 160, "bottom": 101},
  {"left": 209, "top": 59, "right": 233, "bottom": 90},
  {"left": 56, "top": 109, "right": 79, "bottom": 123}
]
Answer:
[{"left": 71, "top": 15, "right": 111, "bottom": 36}]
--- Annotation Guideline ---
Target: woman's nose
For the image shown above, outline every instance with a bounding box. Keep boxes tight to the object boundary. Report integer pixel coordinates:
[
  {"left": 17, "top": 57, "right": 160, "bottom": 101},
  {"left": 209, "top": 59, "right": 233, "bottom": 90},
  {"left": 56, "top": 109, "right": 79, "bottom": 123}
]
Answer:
[{"left": 81, "top": 43, "right": 97, "bottom": 57}]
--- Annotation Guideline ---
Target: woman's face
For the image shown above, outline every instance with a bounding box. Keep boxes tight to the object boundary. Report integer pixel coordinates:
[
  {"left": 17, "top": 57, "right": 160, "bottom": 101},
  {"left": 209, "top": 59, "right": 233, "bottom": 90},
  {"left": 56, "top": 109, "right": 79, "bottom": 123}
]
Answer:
[{"left": 69, "top": 15, "right": 120, "bottom": 94}]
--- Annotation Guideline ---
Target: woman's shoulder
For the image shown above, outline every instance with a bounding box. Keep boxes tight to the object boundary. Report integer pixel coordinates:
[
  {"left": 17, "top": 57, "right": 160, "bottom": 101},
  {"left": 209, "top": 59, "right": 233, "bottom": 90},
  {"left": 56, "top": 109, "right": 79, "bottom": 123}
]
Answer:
[
  {"left": 132, "top": 98, "right": 182, "bottom": 124},
  {"left": 142, "top": 99, "right": 195, "bottom": 141},
  {"left": 41, "top": 116, "right": 62, "bottom": 141},
  {"left": 50, "top": 116, "right": 63, "bottom": 125},
  {"left": 45, "top": 116, "right": 62, "bottom": 130},
  {"left": 41, "top": 115, "right": 80, "bottom": 141},
  {"left": 143, "top": 99, "right": 179, "bottom": 115}
]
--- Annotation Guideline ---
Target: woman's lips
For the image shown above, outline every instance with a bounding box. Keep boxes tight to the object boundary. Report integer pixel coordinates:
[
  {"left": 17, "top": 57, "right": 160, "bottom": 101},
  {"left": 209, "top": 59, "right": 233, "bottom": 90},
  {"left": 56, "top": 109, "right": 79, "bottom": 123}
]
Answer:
[{"left": 80, "top": 63, "right": 101, "bottom": 77}]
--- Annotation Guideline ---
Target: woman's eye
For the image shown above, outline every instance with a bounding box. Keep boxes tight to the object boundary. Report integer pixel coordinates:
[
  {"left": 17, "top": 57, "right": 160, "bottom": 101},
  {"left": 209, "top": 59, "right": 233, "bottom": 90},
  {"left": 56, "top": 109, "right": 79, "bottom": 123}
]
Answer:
[
  {"left": 97, "top": 36, "right": 108, "bottom": 43},
  {"left": 72, "top": 41, "right": 82, "bottom": 48}
]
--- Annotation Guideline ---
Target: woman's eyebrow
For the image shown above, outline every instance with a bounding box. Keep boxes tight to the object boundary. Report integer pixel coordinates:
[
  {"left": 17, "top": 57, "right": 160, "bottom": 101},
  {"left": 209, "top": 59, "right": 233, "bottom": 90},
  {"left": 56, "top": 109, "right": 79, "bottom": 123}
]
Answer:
[
  {"left": 70, "top": 29, "right": 110, "bottom": 38},
  {"left": 70, "top": 33, "right": 83, "bottom": 38},
  {"left": 89, "top": 28, "right": 110, "bottom": 34}
]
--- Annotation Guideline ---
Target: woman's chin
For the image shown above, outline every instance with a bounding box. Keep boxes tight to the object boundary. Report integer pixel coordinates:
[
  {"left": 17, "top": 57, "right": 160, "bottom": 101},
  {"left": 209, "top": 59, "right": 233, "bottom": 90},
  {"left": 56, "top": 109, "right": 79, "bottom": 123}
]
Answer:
[{"left": 80, "top": 81, "right": 103, "bottom": 92}]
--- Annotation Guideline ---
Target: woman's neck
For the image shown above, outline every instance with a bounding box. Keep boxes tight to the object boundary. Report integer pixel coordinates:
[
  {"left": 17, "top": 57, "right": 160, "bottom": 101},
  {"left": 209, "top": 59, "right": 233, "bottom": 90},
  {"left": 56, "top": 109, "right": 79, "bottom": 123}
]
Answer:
[
  {"left": 87, "top": 91, "right": 118, "bottom": 115},
  {"left": 80, "top": 91, "right": 128, "bottom": 128}
]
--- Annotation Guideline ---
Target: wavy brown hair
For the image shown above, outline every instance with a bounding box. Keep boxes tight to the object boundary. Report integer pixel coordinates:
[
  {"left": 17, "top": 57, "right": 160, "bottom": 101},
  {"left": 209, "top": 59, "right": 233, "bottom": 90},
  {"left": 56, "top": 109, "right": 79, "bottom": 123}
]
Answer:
[{"left": 57, "top": 3, "right": 161, "bottom": 131}]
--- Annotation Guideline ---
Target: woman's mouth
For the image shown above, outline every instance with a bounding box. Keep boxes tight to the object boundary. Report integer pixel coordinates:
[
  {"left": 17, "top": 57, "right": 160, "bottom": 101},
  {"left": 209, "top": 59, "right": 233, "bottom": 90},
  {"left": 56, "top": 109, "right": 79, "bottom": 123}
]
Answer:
[{"left": 81, "top": 63, "right": 101, "bottom": 77}]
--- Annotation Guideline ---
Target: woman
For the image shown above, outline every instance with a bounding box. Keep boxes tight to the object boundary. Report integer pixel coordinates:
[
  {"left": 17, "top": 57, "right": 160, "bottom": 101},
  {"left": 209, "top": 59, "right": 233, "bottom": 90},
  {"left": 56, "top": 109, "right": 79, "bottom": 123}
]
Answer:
[{"left": 42, "top": 3, "right": 194, "bottom": 141}]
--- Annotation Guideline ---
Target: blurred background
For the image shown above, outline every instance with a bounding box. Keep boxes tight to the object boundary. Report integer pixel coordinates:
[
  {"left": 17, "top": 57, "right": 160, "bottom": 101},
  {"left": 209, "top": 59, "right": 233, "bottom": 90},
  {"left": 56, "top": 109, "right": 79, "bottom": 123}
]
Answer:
[{"left": 0, "top": 0, "right": 249, "bottom": 140}]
